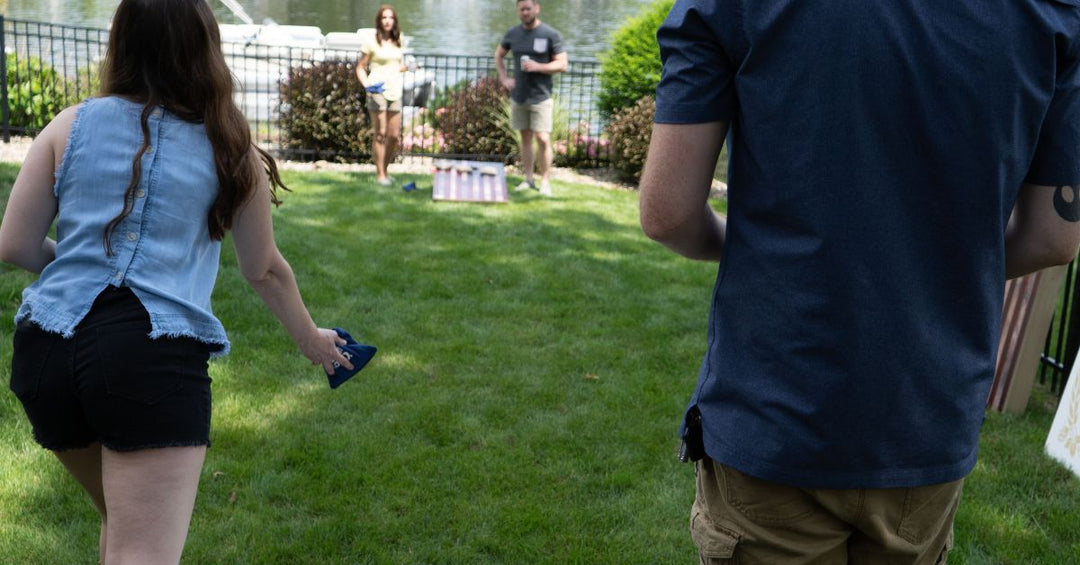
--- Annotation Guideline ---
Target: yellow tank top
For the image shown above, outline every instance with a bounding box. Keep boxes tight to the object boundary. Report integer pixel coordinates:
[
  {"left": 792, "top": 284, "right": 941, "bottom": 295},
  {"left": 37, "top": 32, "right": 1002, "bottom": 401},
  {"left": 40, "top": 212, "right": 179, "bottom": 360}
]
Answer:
[{"left": 362, "top": 39, "right": 404, "bottom": 102}]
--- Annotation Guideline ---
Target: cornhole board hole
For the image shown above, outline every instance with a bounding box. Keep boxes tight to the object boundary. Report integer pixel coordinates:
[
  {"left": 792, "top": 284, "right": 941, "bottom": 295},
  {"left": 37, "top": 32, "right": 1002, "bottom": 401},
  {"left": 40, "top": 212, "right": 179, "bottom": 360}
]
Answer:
[{"left": 432, "top": 160, "right": 508, "bottom": 203}]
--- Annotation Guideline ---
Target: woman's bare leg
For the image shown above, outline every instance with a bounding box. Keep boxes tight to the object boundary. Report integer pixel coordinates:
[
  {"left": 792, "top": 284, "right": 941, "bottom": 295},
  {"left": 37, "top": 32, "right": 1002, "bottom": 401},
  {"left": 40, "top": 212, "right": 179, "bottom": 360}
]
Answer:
[
  {"left": 370, "top": 109, "right": 388, "bottom": 181},
  {"left": 55, "top": 444, "right": 108, "bottom": 563},
  {"left": 385, "top": 110, "right": 402, "bottom": 177},
  {"left": 100, "top": 445, "right": 206, "bottom": 565}
]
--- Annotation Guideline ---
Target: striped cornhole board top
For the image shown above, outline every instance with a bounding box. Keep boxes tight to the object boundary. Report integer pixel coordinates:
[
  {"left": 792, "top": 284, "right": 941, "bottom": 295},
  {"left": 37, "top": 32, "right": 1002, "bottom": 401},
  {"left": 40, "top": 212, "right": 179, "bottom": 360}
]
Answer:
[{"left": 432, "top": 160, "right": 509, "bottom": 203}]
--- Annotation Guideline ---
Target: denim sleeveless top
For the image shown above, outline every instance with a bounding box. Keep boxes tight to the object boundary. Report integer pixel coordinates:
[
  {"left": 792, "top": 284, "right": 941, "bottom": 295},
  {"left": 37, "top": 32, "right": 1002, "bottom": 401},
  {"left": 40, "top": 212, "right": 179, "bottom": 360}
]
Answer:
[{"left": 15, "top": 96, "right": 230, "bottom": 355}]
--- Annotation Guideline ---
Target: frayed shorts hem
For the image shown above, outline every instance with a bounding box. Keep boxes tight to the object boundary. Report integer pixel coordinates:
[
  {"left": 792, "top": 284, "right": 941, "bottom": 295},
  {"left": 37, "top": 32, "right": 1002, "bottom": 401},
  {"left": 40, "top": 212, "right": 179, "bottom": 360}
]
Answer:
[{"left": 40, "top": 438, "right": 212, "bottom": 453}]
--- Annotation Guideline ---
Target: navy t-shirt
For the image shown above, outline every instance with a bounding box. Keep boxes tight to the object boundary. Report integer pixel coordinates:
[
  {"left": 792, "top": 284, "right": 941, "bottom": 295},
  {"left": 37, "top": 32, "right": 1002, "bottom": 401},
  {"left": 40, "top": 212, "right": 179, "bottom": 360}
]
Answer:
[{"left": 655, "top": 0, "right": 1080, "bottom": 488}]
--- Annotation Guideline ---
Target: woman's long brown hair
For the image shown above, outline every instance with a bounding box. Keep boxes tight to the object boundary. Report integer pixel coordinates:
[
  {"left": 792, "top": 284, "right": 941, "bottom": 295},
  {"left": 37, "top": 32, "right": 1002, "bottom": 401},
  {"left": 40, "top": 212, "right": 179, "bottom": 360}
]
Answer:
[
  {"left": 374, "top": 5, "right": 402, "bottom": 47},
  {"left": 99, "top": 0, "right": 287, "bottom": 254}
]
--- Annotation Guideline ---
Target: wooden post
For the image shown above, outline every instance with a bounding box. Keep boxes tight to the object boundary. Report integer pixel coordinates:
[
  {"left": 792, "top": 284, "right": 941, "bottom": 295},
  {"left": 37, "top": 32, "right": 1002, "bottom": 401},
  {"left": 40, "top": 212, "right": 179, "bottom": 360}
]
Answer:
[{"left": 988, "top": 265, "right": 1069, "bottom": 413}]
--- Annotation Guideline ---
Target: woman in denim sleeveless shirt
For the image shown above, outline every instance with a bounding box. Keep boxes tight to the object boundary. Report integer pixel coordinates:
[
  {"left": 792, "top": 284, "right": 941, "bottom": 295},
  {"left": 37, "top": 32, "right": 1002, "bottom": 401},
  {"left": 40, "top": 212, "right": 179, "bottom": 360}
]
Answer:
[{"left": 0, "top": 0, "right": 354, "bottom": 562}]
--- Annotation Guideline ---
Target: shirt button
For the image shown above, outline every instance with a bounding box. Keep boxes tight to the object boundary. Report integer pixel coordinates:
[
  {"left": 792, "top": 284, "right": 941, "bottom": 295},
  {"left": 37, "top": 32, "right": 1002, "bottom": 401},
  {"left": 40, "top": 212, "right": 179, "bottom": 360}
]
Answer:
[
  {"left": 146, "top": 145, "right": 154, "bottom": 153},
  {"left": 115, "top": 271, "right": 123, "bottom": 279},
  {"left": 127, "top": 232, "right": 138, "bottom": 241},
  {"left": 136, "top": 189, "right": 146, "bottom": 198}
]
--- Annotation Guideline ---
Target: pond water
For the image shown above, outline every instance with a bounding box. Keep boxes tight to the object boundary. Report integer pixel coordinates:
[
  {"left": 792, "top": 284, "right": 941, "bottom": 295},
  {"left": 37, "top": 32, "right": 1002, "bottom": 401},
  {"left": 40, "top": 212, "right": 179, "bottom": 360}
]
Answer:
[{"left": 4, "top": 0, "right": 658, "bottom": 59}]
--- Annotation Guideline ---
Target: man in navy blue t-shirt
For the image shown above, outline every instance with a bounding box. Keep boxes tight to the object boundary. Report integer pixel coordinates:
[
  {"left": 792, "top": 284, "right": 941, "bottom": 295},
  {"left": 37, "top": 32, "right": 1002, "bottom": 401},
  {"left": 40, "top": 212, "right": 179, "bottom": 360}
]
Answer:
[{"left": 640, "top": 1, "right": 1080, "bottom": 562}]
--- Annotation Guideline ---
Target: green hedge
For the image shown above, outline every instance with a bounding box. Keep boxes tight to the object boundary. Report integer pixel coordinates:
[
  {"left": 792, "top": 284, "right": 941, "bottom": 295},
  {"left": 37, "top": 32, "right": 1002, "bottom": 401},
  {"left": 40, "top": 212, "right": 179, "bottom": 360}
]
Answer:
[
  {"left": 5, "top": 54, "right": 95, "bottom": 131},
  {"left": 596, "top": 0, "right": 673, "bottom": 118}
]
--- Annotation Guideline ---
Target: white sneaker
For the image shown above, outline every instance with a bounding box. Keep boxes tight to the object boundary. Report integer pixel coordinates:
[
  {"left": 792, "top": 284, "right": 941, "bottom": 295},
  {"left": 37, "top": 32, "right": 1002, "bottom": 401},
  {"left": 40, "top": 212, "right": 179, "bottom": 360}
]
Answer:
[
  {"left": 538, "top": 179, "right": 552, "bottom": 196},
  {"left": 515, "top": 179, "right": 535, "bottom": 191},
  {"left": 377, "top": 177, "right": 393, "bottom": 186}
]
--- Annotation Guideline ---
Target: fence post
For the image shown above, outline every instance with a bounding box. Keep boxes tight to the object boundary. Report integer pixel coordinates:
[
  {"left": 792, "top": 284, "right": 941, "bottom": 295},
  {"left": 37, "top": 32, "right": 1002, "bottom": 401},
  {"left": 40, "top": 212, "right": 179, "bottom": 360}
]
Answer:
[
  {"left": 0, "top": 15, "right": 9, "bottom": 143},
  {"left": 1064, "top": 260, "right": 1080, "bottom": 386}
]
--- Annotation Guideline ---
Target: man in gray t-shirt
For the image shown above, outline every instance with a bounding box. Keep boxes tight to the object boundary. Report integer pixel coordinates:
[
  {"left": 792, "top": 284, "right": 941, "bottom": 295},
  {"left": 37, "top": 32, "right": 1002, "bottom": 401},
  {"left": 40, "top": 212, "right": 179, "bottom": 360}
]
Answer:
[{"left": 495, "top": 0, "right": 567, "bottom": 196}]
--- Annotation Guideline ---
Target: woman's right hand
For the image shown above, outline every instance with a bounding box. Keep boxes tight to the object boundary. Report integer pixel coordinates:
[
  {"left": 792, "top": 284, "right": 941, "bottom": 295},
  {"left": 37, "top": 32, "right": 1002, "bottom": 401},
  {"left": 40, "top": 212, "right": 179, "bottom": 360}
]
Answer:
[{"left": 299, "top": 327, "right": 353, "bottom": 374}]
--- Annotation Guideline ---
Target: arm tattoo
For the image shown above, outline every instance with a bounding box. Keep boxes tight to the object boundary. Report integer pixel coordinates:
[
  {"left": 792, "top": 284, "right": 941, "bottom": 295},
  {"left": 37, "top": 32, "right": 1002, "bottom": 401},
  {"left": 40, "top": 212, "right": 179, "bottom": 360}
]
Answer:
[{"left": 1053, "top": 185, "right": 1080, "bottom": 222}]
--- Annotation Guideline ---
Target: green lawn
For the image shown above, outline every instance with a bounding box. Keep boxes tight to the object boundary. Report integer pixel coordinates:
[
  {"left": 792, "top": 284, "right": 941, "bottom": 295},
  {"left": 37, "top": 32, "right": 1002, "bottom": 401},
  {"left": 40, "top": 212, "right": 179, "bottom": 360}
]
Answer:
[{"left": 0, "top": 162, "right": 1077, "bottom": 563}]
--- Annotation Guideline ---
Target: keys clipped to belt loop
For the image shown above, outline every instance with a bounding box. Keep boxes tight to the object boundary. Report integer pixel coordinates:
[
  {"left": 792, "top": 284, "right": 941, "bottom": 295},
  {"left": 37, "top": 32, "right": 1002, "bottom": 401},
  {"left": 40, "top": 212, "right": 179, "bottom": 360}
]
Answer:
[{"left": 678, "top": 406, "right": 705, "bottom": 463}]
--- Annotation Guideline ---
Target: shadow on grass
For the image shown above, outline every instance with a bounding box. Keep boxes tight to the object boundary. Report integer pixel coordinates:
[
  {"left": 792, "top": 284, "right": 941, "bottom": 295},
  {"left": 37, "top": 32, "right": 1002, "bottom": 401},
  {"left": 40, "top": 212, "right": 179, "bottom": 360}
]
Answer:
[
  {"left": 190, "top": 170, "right": 708, "bottom": 562},
  {"left": 5, "top": 165, "right": 1076, "bottom": 563}
]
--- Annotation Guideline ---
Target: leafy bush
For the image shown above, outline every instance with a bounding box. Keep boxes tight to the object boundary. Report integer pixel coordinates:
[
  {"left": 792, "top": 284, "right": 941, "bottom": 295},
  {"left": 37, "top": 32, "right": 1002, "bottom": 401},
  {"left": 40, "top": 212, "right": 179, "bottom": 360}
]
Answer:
[
  {"left": 553, "top": 119, "right": 610, "bottom": 168},
  {"left": 596, "top": 0, "right": 673, "bottom": 118},
  {"left": 436, "top": 76, "right": 518, "bottom": 160},
  {"left": 5, "top": 54, "right": 91, "bottom": 132},
  {"left": 430, "top": 78, "right": 603, "bottom": 166},
  {"left": 423, "top": 78, "right": 469, "bottom": 133},
  {"left": 605, "top": 95, "right": 654, "bottom": 183},
  {"left": 279, "top": 60, "right": 370, "bottom": 161}
]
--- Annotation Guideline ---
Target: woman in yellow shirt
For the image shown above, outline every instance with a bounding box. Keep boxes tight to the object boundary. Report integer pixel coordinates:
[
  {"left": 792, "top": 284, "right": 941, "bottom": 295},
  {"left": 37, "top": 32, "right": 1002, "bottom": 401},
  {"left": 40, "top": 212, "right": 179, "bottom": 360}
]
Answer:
[{"left": 356, "top": 5, "right": 406, "bottom": 186}]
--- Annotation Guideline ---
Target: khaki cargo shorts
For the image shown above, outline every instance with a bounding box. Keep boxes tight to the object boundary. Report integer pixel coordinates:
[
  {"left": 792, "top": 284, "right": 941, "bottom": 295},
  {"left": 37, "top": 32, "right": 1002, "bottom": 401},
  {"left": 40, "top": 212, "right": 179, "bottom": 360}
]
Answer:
[
  {"left": 691, "top": 458, "right": 962, "bottom": 564},
  {"left": 511, "top": 98, "right": 553, "bottom": 133}
]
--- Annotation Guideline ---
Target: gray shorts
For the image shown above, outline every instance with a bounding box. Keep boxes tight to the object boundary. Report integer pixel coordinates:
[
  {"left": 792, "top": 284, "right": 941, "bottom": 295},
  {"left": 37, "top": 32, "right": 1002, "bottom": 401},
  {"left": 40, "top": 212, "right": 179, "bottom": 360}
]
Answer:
[{"left": 511, "top": 98, "right": 554, "bottom": 133}]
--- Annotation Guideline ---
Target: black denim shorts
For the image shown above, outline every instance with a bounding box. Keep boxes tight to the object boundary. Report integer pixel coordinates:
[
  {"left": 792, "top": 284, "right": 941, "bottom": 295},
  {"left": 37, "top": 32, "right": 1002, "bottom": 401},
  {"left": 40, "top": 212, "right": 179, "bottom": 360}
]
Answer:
[{"left": 9, "top": 286, "right": 213, "bottom": 452}]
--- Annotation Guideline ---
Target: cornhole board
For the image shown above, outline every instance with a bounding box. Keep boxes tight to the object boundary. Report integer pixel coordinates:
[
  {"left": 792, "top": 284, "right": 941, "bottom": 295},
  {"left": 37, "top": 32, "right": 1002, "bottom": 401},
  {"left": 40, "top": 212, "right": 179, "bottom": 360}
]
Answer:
[
  {"left": 1047, "top": 349, "right": 1080, "bottom": 478},
  {"left": 432, "top": 160, "right": 508, "bottom": 203},
  {"left": 988, "top": 265, "right": 1068, "bottom": 413}
]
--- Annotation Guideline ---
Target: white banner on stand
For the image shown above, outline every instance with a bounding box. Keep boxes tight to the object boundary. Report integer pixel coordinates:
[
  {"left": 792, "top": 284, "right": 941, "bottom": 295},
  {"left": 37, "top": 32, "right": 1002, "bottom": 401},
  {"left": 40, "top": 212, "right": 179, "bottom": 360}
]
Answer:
[{"left": 1046, "top": 350, "right": 1080, "bottom": 478}]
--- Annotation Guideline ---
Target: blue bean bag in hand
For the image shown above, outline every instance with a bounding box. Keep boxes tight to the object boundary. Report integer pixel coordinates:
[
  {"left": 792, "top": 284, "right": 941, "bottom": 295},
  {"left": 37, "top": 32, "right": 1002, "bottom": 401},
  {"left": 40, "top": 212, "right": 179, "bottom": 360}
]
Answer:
[{"left": 326, "top": 328, "right": 377, "bottom": 389}]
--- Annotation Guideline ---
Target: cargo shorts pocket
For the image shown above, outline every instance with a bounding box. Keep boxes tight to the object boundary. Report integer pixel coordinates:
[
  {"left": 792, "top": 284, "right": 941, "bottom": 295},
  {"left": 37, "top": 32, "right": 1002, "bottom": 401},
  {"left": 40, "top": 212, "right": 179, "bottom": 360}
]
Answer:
[
  {"left": 10, "top": 322, "right": 60, "bottom": 402},
  {"left": 98, "top": 323, "right": 200, "bottom": 405},
  {"left": 721, "top": 464, "right": 817, "bottom": 525},
  {"left": 690, "top": 508, "right": 739, "bottom": 564},
  {"left": 897, "top": 479, "right": 963, "bottom": 545}
]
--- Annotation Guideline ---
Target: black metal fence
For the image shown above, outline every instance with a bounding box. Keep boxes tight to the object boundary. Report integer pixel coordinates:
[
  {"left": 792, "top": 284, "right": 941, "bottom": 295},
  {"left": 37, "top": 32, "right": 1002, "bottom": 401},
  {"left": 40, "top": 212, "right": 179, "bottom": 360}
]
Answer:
[
  {"left": 0, "top": 16, "right": 608, "bottom": 166},
  {"left": 1040, "top": 259, "right": 1079, "bottom": 395},
  {"left": 0, "top": 18, "right": 108, "bottom": 141}
]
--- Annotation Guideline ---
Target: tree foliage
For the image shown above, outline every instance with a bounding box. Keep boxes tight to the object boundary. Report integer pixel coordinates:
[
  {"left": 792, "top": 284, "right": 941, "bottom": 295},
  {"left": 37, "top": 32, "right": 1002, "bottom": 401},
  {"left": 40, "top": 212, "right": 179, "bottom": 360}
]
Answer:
[{"left": 596, "top": 0, "right": 673, "bottom": 118}]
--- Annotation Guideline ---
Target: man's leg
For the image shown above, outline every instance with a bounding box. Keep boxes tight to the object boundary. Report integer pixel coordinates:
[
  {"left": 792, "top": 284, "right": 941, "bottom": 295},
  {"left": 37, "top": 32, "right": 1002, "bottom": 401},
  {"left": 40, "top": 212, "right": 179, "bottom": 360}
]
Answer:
[
  {"left": 510, "top": 101, "right": 535, "bottom": 189},
  {"left": 533, "top": 99, "right": 555, "bottom": 195},
  {"left": 519, "top": 129, "right": 535, "bottom": 187},
  {"left": 535, "top": 131, "right": 553, "bottom": 195}
]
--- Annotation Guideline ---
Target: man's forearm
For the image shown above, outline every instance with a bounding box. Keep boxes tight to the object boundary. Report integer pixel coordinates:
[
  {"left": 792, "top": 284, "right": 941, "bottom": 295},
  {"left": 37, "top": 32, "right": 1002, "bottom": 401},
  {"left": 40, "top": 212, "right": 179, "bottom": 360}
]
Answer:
[
  {"left": 1005, "top": 183, "right": 1080, "bottom": 278},
  {"left": 639, "top": 122, "right": 729, "bottom": 262},
  {"left": 494, "top": 51, "right": 507, "bottom": 81},
  {"left": 648, "top": 204, "right": 726, "bottom": 261}
]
